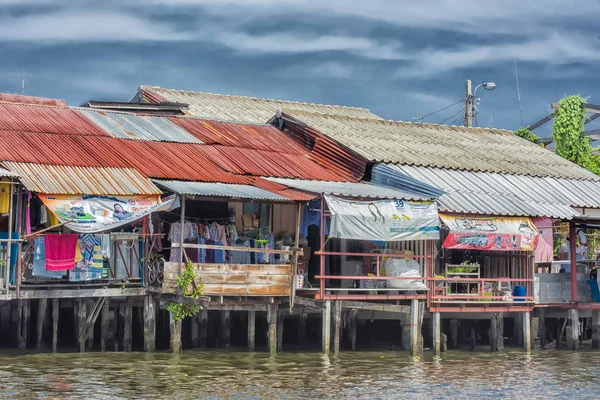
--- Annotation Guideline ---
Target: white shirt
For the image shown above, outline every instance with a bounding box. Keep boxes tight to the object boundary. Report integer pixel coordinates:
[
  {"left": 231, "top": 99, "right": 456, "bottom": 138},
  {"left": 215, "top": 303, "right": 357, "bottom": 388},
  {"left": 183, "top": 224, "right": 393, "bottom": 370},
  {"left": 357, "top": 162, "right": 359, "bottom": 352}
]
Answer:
[{"left": 578, "top": 230, "right": 587, "bottom": 246}]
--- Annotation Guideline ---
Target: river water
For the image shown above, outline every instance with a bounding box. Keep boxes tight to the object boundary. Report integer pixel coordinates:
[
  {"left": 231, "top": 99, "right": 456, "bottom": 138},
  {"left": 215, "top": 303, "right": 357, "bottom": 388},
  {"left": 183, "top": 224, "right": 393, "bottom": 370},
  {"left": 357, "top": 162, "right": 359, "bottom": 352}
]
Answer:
[{"left": 0, "top": 350, "right": 598, "bottom": 399}]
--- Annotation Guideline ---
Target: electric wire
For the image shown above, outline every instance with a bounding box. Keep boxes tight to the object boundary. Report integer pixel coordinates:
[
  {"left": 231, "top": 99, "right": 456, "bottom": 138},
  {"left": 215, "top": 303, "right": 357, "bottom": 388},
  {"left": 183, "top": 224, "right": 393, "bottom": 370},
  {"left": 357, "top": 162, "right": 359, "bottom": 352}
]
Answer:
[{"left": 419, "top": 99, "right": 465, "bottom": 121}]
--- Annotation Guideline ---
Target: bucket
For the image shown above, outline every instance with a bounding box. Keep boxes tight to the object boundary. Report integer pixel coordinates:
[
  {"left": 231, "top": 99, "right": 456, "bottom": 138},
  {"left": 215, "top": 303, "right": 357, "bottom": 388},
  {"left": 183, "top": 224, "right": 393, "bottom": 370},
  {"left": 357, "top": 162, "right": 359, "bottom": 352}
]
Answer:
[
  {"left": 482, "top": 292, "right": 493, "bottom": 302},
  {"left": 513, "top": 285, "right": 526, "bottom": 302}
]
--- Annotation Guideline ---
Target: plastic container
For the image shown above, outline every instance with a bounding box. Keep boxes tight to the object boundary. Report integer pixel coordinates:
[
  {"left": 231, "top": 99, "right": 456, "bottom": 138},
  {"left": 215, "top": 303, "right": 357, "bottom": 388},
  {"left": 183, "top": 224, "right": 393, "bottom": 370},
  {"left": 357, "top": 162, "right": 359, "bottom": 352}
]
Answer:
[
  {"left": 513, "top": 285, "right": 526, "bottom": 302},
  {"left": 587, "top": 280, "right": 600, "bottom": 302}
]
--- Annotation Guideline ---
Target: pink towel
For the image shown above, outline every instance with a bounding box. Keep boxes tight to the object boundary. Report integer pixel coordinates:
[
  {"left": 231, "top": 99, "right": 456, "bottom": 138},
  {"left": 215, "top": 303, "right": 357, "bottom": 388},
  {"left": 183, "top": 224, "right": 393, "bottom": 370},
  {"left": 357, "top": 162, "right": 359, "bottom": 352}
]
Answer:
[{"left": 45, "top": 234, "right": 79, "bottom": 270}]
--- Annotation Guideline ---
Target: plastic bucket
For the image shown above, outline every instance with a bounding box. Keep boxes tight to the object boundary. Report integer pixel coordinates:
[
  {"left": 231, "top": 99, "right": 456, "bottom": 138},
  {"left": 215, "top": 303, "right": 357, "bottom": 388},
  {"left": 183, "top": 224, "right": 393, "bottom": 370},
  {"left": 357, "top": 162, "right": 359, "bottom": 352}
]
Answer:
[{"left": 513, "top": 285, "right": 526, "bottom": 302}]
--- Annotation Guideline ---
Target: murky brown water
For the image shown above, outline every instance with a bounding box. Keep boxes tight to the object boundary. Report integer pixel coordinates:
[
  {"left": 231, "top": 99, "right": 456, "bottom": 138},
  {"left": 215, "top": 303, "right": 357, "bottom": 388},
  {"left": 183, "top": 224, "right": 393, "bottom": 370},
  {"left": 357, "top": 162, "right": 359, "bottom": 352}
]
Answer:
[{"left": 0, "top": 350, "right": 598, "bottom": 399}]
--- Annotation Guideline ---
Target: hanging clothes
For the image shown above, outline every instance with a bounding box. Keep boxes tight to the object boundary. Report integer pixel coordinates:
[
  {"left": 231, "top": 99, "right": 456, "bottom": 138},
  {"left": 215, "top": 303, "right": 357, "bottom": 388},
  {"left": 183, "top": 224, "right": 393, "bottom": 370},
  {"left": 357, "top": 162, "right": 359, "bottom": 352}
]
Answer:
[
  {"left": 226, "top": 224, "right": 239, "bottom": 245},
  {"left": 534, "top": 217, "right": 554, "bottom": 263},
  {"left": 0, "top": 182, "right": 10, "bottom": 215},
  {"left": 229, "top": 239, "right": 251, "bottom": 264},
  {"left": 48, "top": 211, "right": 59, "bottom": 226},
  {"left": 45, "top": 234, "right": 79, "bottom": 271},
  {"left": 205, "top": 239, "right": 225, "bottom": 263},
  {"left": 257, "top": 233, "right": 275, "bottom": 264},
  {"left": 207, "top": 222, "right": 227, "bottom": 246},
  {"left": 300, "top": 200, "right": 329, "bottom": 237},
  {"left": 169, "top": 221, "right": 199, "bottom": 262},
  {"left": 32, "top": 236, "right": 64, "bottom": 279}
]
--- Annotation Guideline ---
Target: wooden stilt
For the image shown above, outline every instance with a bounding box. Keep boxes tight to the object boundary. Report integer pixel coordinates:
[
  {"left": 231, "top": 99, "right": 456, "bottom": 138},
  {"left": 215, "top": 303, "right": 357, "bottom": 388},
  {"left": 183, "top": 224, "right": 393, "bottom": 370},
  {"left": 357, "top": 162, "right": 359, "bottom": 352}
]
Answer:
[
  {"left": 220, "top": 310, "right": 231, "bottom": 349},
  {"left": 538, "top": 308, "right": 546, "bottom": 349},
  {"left": 143, "top": 296, "right": 156, "bottom": 352},
  {"left": 523, "top": 312, "right": 531, "bottom": 352},
  {"left": 86, "top": 300, "right": 95, "bottom": 350},
  {"left": 101, "top": 298, "right": 110, "bottom": 352},
  {"left": 348, "top": 309, "right": 358, "bottom": 351},
  {"left": 170, "top": 313, "right": 182, "bottom": 354},
  {"left": 410, "top": 299, "right": 421, "bottom": 357},
  {"left": 12, "top": 300, "right": 20, "bottom": 348},
  {"left": 333, "top": 300, "right": 342, "bottom": 355},
  {"left": 400, "top": 313, "right": 411, "bottom": 350},
  {"left": 247, "top": 310, "right": 256, "bottom": 351},
  {"left": 21, "top": 300, "right": 30, "bottom": 349},
  {"left": 0, "top": 303, "right": 10, "bottom": 344},
  {"left": 450, "top": 319, "right": 458, "bottom": 349},
  {"left": 78, "top": 299, "right": 86, "bottom": 353},
  {"left": 199, "top": 310, "right": 208, "bottom": 348},
  {"left": 52, "top": 299, "right": 59, "bottom": 353},
  {"left": 191, "top": 314, "right": 199, "bottom": 348},
  {"left": 276, "top": 309, "right": 284, "bottom": 352},
  {"left": 321, "top": 300, "right": 331, "bottom": 354},
  {"left": 113, "top": 303, "right": 120, "bottom": 351},
  {"left": 433, "top": 312, "right": 441, "bottom": 356},
  {"left": 298, "top": 308, "right": 307, "bottom": 346},
  {"left": 592, "top": 310, "right": 600, "bottom": 349},
  {"left": 124, "top": 298, "right": 133, "bottom": 352},
  {"left": 567, "top": 309, "right": 579, "bottom": 350},
  {"left": 513, "top": 314, "right": 523, "bottom": 346},
  {"left": 268, "top": 303, "right": 278, "bottom": 356},
  {"left": 490, "top": 313, "right": 504, "bottom": 352},
  {"left": 470, "top": 322, "right": 476, "bottom": 351},
  {"left": 36, "top": 299, "right": 47, "bottom": 349}
]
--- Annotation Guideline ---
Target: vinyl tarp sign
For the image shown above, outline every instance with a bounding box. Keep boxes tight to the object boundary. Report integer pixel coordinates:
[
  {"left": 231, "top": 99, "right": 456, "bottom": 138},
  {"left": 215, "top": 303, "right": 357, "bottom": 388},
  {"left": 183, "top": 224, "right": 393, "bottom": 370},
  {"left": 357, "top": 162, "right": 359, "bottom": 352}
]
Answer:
[
  {"left": 440, "top": 214, "right": 538, "bottom": 251},
  {"left": 38, "top": 194, "right": 177, "bottom": 233},
  {"left": 325, "top": 195, "right": 440, "bottom": 241}
]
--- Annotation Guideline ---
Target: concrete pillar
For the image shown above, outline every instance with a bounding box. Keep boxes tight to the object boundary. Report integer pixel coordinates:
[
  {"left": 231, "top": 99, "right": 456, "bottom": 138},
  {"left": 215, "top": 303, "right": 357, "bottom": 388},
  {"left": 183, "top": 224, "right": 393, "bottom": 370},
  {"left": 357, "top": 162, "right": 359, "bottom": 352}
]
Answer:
[
  {"left": 36, "top": 299, "right": 47, "bottom": 349},
  {"left": 523, "top": 312, "right": 531, "bottom": 352},
  {"left": 333, "top": 300, "right": 342, "bottom": 355},
  {"left": 170, "top": 313, "right": 182, "bottom": 354},
  {"left": 410, "top": 299, "right": 423, "bottom": 357},
  {"left": 220, "top": 311, "right": 231, "bottom": 349},
  {"left": 567, "top": 309, "right": 579, "bottom": 350},
  {"left": 267, "top": 303, "right": 278, "bottom": 356},
  {"left": 77, "top": 299, "right": 86, "bottom": 353},
  {"left": 143, "top": 296, "right": 156, "bottom": 352},
  {"left": 433, "top": 312, "right": 441, "bottom": 356},
  {"left": 322, "top": 300, "right": 331, "bottom": 354},
  {"left": 538, "top": 308, "right": 546, "bottom": 349},
  {"left": 276, "top": 309, "right": 284, "bottom": 352},
  {"left": 52, "top": 299, "right": 59, "bottom": 353},
  {"left": 123, "top": 298, "right": 133, "bottom": 352},
  {"left": 592, "top": 310, "right": 600, "bottom": 349},
  {"left": 101, "top": 298, "right": 110, "bottom": 352},
  {"left": 490, "top": 313, "right": 504, "bottom": 352},
  {"left": 400, "top": 313, "right": 411, "bottom": 350},
  {"left": 348, "top": 309, "right": 358, "bottom": 351},
  {"left": 513, "top": 313, "right": 523, "bottom": 346},
  {"left": 247, "top": 310, "right": 256, "bottom": 350}
]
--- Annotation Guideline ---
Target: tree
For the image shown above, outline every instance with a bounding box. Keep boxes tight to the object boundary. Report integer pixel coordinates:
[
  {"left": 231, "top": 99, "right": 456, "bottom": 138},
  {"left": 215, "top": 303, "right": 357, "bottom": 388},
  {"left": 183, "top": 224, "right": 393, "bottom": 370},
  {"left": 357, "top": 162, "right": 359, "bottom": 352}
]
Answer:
[{"left": 552, "top": 95, "right": 590, "bottom": 168}]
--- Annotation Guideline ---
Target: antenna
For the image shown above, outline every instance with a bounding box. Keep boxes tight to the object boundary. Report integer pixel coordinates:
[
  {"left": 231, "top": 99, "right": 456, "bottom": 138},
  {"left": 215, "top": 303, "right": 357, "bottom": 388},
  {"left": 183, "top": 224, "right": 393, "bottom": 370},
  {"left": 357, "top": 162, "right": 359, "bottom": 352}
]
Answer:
[
  {"left": 489, "top": 114, "right": 493, "bottom": 128},
  {"left": 22, "top": 66, "right": 25, "bottom": 95},
  {"left": 514, "top": 59, "right": 523, "bottom": 126}
]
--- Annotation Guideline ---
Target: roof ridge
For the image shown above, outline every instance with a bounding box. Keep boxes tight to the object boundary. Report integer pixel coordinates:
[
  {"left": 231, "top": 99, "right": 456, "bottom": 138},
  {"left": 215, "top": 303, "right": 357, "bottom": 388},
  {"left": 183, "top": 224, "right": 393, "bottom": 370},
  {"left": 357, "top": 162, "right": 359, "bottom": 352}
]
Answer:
[{"left": 142, "top": 85, "right": 373, "bottom": 113}]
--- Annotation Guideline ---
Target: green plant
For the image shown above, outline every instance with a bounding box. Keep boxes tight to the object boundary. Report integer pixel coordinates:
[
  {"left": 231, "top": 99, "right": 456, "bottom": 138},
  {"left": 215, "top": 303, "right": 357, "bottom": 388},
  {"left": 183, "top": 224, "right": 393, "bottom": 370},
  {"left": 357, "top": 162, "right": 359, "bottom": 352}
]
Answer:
[
  {"left": 514, "top": 127, "right": 539, "bottom": 144},
  {"left": 552, "top": 95, "right": 590, "bottom": 168},
  {"left": 448, "top": 266, "right": 478, "bottom": 274},
  {"left": 166, "top": 260, "right": 204, "bottom": 322}
]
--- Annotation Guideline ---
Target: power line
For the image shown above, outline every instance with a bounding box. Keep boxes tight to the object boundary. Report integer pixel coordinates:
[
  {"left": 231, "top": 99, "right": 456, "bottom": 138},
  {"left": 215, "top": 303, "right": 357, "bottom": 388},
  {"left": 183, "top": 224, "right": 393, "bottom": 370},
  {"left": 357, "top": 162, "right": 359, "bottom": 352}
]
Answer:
[
  {"left": 439, "top": 108, "right": 464, "bottom": 125},
  {"left": 419, "top": 99, "right": 465, "bottom": 121}
]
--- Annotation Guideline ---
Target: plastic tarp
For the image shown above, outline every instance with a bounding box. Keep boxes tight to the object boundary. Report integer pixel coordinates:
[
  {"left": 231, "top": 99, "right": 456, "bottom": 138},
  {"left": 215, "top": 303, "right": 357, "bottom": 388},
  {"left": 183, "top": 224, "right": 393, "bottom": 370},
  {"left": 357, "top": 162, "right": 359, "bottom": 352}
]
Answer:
[
  {"left": 383, "top": 258, "right": 426, "bottom": 289},
  {"left": 325, "top": 195, "right": 440, "bottom": 242}
]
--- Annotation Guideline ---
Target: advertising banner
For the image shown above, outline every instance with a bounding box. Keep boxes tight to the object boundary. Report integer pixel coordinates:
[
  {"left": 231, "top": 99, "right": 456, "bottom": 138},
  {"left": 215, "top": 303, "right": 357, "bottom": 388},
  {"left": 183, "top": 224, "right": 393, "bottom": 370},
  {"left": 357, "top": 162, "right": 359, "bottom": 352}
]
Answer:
[
  {"left": 38, "top": 194, "right": 177, "bottom": 233},
  {"left": 440, "top": 214, "right": 538, "bottom": 251},
  {"left": 326, "top": 195, "right": 440, "bottom": 242}
]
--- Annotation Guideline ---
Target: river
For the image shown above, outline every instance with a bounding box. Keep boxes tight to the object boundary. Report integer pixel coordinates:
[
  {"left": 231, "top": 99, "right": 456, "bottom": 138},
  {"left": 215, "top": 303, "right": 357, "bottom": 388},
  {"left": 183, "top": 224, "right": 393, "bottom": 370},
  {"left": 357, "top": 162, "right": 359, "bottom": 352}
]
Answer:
[{"left": 0, "top": 350, "right": 598, "bottom": 399}]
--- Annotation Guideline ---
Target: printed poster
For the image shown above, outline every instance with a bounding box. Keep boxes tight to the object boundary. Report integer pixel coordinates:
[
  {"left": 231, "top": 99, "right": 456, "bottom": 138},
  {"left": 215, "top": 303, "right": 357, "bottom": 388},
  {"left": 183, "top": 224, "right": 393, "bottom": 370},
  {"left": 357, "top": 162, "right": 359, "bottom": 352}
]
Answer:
[
  {"left": 38, "top": 194, "right": 177, "bottom": 233},
  {"left": 440, "top": 214, "right": 538, "bottom": 251},
  {"left": 326, "top": 195, "right": 440, "bottom": 241}
]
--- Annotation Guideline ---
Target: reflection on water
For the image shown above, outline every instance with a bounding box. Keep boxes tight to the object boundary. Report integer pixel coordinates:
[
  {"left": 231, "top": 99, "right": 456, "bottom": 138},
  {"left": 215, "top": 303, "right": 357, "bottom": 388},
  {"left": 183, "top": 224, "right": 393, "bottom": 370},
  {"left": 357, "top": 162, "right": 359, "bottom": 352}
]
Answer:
[{"left": 0, "top": 350, "right": 598, "bottom": 399}]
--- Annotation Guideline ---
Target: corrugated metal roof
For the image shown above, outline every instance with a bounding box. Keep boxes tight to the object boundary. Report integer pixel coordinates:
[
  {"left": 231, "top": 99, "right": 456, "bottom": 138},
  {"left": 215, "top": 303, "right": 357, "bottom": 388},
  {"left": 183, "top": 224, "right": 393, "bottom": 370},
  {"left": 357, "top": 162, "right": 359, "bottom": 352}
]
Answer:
[
  {"left": 154, "top": 180, "right": 291, "bottom": 201},
  {"left": 386, "top": 164, "right": 582, "bottom": 219},
  {"left": 266, "top": 177, "right": 436, "bottom": 201},
  {"left": 0, "top": 101, "right": 108, "bottom": 136},
  {"left": 140, "top": 86, "right": 381, "bottom": 123},
  {"left": 79, "top": 109, "right": 203, "bottom": 143},
  {"left": 0, "top": 166, "right": 19, "bottom": 178},
  {"left": 284, "top": 110, "right": 600, "bottom": 181},
  {"left": 4, "top": 162, "right": 161, "bottom": 195}
]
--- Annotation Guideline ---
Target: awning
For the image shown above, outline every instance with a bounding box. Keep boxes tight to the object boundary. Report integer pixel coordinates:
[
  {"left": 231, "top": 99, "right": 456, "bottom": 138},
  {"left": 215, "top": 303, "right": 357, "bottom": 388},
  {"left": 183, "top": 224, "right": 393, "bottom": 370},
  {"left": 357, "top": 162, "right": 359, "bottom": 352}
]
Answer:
[
  {"left": 440, "top": 214, "right": 538, "bottom": 251},
  {"left": 326, "top": 195, "right": 440, "bottom": 242},
  {"left": 154, "top": 180, "right": 292, "bottom": 201}
]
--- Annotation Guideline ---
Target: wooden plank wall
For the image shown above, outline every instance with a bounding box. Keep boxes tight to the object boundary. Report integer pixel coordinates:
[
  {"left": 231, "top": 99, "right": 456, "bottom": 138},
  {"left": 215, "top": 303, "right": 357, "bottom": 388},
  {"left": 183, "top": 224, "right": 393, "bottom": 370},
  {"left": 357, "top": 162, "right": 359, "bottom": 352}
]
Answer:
[{"left": 163, "top": 262, "right": 292, "bottom": 296}]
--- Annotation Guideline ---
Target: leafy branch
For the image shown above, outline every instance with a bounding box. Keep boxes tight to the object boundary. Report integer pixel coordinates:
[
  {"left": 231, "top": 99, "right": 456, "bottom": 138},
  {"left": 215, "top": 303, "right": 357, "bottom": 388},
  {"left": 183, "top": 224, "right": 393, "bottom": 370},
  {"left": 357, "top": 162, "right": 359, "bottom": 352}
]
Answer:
[
  {"left": 166, "top": 260, "right": 204, "bottom": 322},
  {"left": 514, "top": 127, "right": 540, "bottom": 144}
]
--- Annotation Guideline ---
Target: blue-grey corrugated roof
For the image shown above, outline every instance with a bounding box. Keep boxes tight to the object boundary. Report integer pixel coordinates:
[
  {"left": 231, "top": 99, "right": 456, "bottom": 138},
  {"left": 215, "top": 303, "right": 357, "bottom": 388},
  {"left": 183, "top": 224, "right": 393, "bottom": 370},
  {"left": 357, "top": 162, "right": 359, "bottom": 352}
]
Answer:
[
  {"left": 371, "top": 164, "right": 444, "bottom": 198},
  {"left": 266, "top": 177, "right": 437, "bottom": 201},
  {"left": 382, "top": 164, "right": 581, "bottom": 219},
  {"left": 154, "top": 180, "right": 291, "bottom": 201},
  {"left": 79, "top": 109, "right": 203, "bottom": 143}
]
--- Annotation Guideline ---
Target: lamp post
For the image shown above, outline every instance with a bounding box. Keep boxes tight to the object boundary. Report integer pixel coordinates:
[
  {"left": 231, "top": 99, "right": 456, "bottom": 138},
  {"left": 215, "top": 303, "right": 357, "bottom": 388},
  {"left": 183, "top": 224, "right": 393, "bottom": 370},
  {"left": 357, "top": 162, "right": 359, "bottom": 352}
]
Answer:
[{"left": 465, "top": 80, "right": 496, "bottom": 127}]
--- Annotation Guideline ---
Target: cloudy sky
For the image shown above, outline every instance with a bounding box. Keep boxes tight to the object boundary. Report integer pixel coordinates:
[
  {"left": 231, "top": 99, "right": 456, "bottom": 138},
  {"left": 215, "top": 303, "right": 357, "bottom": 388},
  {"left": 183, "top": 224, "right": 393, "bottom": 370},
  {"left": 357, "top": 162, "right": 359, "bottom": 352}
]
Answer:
[{"left": 2, "top": 0, "right": 600, "bottom": 136}]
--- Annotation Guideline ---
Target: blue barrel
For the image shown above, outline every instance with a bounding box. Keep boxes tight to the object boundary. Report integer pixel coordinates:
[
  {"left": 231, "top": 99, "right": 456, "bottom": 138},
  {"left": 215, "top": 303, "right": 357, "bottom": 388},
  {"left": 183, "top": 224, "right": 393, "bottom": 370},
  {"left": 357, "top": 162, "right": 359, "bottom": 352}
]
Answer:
[{"left": 513, "top": 285, "right": 526, "bottom": 302}]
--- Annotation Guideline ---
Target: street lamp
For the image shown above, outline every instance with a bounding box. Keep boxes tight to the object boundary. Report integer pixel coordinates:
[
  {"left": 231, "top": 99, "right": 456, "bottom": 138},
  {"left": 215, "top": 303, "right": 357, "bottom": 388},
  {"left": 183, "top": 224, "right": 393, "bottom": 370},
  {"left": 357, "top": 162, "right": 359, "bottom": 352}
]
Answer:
[{"left": 465, "top": 80, "right": 496, "bottom": 127}]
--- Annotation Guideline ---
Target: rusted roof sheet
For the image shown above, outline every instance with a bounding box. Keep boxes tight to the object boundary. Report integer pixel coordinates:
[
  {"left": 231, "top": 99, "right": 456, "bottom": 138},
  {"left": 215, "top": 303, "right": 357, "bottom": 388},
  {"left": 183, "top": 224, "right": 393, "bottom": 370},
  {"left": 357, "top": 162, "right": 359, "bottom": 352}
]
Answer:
[
  {"left": 140, "top": 86, "right": 380, "bottom": 123},
  {"left": 0, "top": 93, "right": 67, "bottom": 107},
  {"left": 0, "top": 101, "right": 107, "bottom": 136},
  {"left": 154, "top": 180, "right": 292, "bottom": 201},
  {"left": 251, "top": 177, "right": 317, "bottom": 201},
  {"left": 79, "top": 109, "right": 203, "bottom": 143},
  {"left": 3, "top": 162, "right": 161, "bottom": 195},
  {"left": 284, "top": 110, "right": 600, "bottom": 181}
]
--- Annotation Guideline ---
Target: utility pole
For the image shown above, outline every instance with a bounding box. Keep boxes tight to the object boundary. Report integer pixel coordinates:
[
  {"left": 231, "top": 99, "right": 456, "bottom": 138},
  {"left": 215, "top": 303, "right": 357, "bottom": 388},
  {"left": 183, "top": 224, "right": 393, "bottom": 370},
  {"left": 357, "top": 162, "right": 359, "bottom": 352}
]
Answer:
[{"left": 464, "top": 79, "right": 473, "bottom": 127}]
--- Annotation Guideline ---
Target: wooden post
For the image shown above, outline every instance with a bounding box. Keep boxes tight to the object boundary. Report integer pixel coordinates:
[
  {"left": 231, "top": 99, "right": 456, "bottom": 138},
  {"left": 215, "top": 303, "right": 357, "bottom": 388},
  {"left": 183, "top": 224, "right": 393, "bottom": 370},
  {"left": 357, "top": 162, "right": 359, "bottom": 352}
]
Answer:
[
  {"left": 523, "top": 312, "right": 531, "bottom": 352},
  {"left": 124, "top": 298, "right": 133, "bottom": 352},
  {"left": 247, "top": 310, "right": 256, "bottom": 350},
  {"left": 567, "top": 309, "right": 579, "bottom": 350},
  {"left": 298, "top": 308, "right": 307, "bottom": 346},
  {"left": 490, "top": 313, "right": 504, "bottom": 352},
  {"left": 322, "top": 300, "right": 331, "bottom": 354},
  {"left": 268, "top": 303, "right": 278, "bottom": 356},
  {"left": 348, "top": 309, "right": 358, "bottom": 351},
  {"left": 538, "top": 308, "right": 546, "bottom": 349},
  {"left": 333, "top": 300, "right": 342, "bottom": 356},
  {"left": 400, "top": 313, "right": 411, "bottom": 350},
  {"left": 170, "top": 313, "right": 182, "bottom": 354},
  {"left": 199, "top": 310, "right": 208, "bottom": 348},
  {"left": 113, "top": 303, "right": 120, "bottom": 351},
  {"left": 513, "top": 314, "right": 523, "bottom": 346},
  {"left": 410, "top": 299, "right": 421, "bottom": 357},
  {"left": 21, "top": 300, "right": 30, "bottom": 349},
  {"left": 433, "top": 312, "right": 441, "bottom": 356},
  {"left": 101, "top": 298, "right": 110, "bottom": 352},
  {"left": 276, "top": 309, "right": 285, "bottom": 352},
  {"left": 52, "top": 299, "right": 59, "bottom": 353},
  {"left": 450, "top": 319, "right": 458, "bottom": 349},
  {"left": 220, "top": 310, "right": 231, "bottom": 349},
  {"left": 36, "top": 299, "right": 47, "bottom": 349},
  {"left": 470, "top": 322, "right": 477, "bottom": 351},
  {"left": 569, "top": 221, "right": 578, "bottom": 302},
  {"left": 78, "top": 299, "right": 86, "bottom": 353},
  {"left": 592, "top": 309, "right": 600, "bottom": 349},
  {"left": 143, "top": 296, "right": 156, "bottom": 352},
  {"left": 86, "top": 300, "right": 95, "bottom": 350},
  {"left": 191, "top": 314, "right": 199, "bottom": 348}
]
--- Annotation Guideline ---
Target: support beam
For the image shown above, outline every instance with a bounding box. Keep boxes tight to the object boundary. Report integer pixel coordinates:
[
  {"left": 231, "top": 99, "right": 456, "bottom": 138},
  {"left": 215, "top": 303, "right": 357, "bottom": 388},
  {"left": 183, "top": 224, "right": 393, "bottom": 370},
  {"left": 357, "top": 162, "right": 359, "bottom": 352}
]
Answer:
[
  {"left": 322, "top": 300, "right": 331, "bottom": 354},
  {"left": 247, "top": 310, "right": 256, "bottom": 351},
  {"left": 144, "top": 296, "right": 156, "bottom": 352},
  {"left": 124, "top": 298, "right": 133, "bottom": 352},
  {"left": 523, "top": 312, "right": 532, "bottom": 352},
  {"left": 101, "top": 298, "right": 110, "bottom": 352},
  {"left": 470, "top": 323, "right": 476, "bottom": 351},
  {"left": 86, "top": 300, "right": 95, "bottom": 350},
  {"left": 450, "top": 319, "right": 458, "bottom": 349},
  {"left": 52, "top": 299, "right": 59, "bottom": 353},
  {"left": 36, "top": 299, "right": 47, "bottom": 349},
  {"left": 433, "top": 312, "right": 441, "bottom": 356},
  {"left": 267, "top": 303, "right": 278, "bottom": 356},
  {"left": 513, "top": 314, "right": 523, "bottom": 346},
  {"left": 490, "top": 313, "right": 504, "bottom": 352},
  {"left": 567, "top": 309, "right": 579, "bottom": 350},
  {"left": 220, "top": 310, "right": 231, "bottom": 349},
  {"left": 410, "top": 299, "right": 423, "bottom": 357},
  {"left": 400, "top": 313, "right": 411, "bottom": 351},
  {"left": 78, "top": 299, "right": 87, "bottom": 353},
  {"left": 298, "top": 308, "right": 307, "bottom": 346},
  {"left": 569, "top": 221, "right": 578, "bottom": 302},
  {"left": 333, "top": 300, "right": 342, "bottom": 356},
  {"left": 592, "top": 309, "right": 600, "bottom": 349},
  {"left": 538, "top": 308, "right": 546, "bottom": 349},
  {"left": 199, "top": 310, "right": 208, "bottom": 348},
  {"left": 276, "top": 309, "right": 284, "bottom": 352},
  {"left": 348, "top": 309, "right": 358, "bottom": 351},
  {"left": 170, "top": 313, "right": 182, "bottom": 354},
  {"left": 22, "top": 300, "right": 30, "bottom": 349}
]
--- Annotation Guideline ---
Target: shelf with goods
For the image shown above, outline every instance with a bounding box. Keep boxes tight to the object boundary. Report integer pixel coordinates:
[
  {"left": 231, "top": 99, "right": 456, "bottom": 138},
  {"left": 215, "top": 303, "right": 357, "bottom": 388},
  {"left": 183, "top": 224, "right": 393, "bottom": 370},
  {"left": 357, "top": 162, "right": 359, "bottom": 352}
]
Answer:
[{"left": 445, "top": 263, "right": 481, "bottom": 296}]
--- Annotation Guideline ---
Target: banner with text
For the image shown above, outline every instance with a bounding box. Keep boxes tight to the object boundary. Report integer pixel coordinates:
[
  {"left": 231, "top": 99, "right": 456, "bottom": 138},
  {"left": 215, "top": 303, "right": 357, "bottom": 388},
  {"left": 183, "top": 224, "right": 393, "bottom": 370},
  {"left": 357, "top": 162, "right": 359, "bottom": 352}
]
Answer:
[
  {"left": 440, "top": 214, "right": 538, "bottom": 251},
  {"left": 39, "top": 194, "right": 177, "bottom": 233}
]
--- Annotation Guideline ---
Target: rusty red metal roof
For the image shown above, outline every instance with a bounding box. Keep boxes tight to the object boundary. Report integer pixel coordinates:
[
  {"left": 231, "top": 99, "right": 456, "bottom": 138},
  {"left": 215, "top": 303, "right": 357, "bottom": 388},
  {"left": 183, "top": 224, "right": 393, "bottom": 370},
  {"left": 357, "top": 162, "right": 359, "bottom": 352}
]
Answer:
[{"left": 0, "top": 94, "right": 67, "bottom": 107}]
